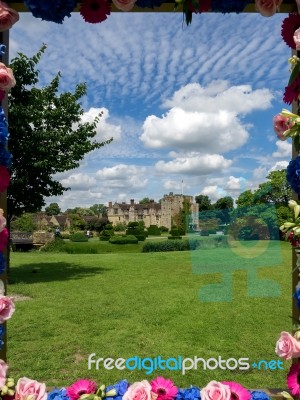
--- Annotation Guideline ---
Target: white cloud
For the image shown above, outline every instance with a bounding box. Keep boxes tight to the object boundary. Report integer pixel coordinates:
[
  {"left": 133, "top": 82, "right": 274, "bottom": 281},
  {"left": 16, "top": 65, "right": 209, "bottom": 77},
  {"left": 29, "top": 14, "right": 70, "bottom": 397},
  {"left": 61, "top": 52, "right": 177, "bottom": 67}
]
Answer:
[
  {"left": 163, "top": 180, "right": 190, "bottom": 191},
  {"left": 140, "top": 82, "right": 273, "bottom": 153},
  {"left": 272, "top": 140, "right": 292, "bottom": 158},
  {"left": 163, "top": 82, "right": 273, "bottom": 114},
  {"left": 201, "top": 185, "right": 227, "bottom": 202},
  {"left": 268, "top": 160, "right": 289, "bottom": 172},
  {"left": 155, "top": 153, "right": 232, "bottom": 175},
  {"left": 60, "top": 173, "right": 97, "bottom": 190},
  {"left": 79, "top": 107, "right": 121, "bottom": 142},
  {"left": 96, "top": 164, "right": 148, "bottom": 190}
]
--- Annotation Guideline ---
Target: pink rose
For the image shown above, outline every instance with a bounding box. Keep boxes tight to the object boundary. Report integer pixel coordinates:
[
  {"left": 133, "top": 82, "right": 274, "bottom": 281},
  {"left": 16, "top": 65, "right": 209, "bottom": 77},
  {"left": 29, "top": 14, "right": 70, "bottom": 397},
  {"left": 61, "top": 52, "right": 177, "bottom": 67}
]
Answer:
[
  {"left": 294, "top": 28, "right": 300, "bottom": 50},
  {"left": 201, "top": 381, "right": 231, "bottom": 400},
  {"left": 15, "top": 378, "right": 47, "bottom": 400},
  {"left": 273, "top": 114, "right": 294, "bottom": 140},
  {"left": 275, "top": 331, "right": 300, "bottom": 359},
  {"left": 0, "top": 227, "right": 8, "bottom": 252},
  {"left": 0, "top": 296, "right": 15, "bottom": 323},
  {"left": 0, "top": 1, "right": 19, "bottom": 32},
  {"left": 112, "top": 0, "right": 136, "bottom": 11},
  {"left": 0, "top": 63, "right": 15, "bottom": 91},
  {"left": 0, "top": 359, "right": 8, "bottom": 388},
  {"left": 123, "top": 381, "right": 158, "bottom": 400},
  {"left": 255, "top": 0, "right": 282, "bottom": 16},
  {"left": 0, "top": 214, "right": 6, "bottom": 233}
]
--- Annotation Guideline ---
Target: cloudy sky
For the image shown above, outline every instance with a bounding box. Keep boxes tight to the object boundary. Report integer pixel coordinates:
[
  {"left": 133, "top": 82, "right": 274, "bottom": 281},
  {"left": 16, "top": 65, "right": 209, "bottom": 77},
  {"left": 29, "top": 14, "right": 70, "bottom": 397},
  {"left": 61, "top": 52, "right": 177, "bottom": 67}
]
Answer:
[{"left": 9, "top": 10, "right": 292, "bottom": 210}]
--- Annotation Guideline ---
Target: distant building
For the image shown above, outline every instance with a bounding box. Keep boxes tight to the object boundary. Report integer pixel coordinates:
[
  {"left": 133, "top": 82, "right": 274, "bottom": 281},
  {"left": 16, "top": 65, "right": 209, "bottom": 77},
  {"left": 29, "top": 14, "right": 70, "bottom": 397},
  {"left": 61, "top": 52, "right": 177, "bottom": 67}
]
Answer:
[{"left": 107, "top": 193, "right": 199, "bottom": 230}]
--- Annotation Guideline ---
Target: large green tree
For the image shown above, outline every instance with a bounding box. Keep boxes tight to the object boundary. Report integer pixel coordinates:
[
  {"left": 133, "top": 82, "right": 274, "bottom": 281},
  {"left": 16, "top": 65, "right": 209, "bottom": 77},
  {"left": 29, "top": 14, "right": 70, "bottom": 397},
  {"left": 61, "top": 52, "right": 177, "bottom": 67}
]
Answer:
[
  {"left": 89, "top": 203, "right": 107, "bottom": 217},
  {"left": 7, "top": 45, "right": 112, "bottom": 221},
  {"left": 195, "top": 194, "right": 212, "bottom": 211},
  {"left": 253, "top": 170, "right": 291, "bottom": 205},
  {"left": 45, "top": 202, "right": 61, "bottom": 216}
]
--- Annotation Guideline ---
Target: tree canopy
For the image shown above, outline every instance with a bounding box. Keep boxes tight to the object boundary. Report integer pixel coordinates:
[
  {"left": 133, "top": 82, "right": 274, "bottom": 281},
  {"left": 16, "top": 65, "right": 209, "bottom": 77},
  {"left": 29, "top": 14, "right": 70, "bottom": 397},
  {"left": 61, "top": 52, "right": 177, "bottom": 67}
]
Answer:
[
  {"left": 7, "top": 45, "right": 112, "bottom": 221},
  {"left": 45, "top": 202, "right": 61, "bottom": 216}
]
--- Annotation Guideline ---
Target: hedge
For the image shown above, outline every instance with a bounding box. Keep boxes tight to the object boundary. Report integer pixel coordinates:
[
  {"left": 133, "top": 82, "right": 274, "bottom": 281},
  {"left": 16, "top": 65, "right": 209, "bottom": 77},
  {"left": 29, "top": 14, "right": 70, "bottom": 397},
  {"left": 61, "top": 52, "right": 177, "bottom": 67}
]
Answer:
[
  {"left": 109, "top": 235, "right": 138, "bottom": 244},
  {"left": 70, "top": 232, "right": 88, "bottom": 242}
]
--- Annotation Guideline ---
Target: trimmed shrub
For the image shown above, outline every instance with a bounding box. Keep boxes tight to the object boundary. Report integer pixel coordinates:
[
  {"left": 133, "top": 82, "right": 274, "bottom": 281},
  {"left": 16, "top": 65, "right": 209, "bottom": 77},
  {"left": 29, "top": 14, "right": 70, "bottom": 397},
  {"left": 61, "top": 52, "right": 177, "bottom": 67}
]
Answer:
[
  {"left": 70, "top": 232, "right": 88, "bottom": 242},
  {"left": 142, "top": 237, "right": 229, "bottom": 253},
  {"left": 168, "top": 227, "right": 182, "bottom": 240},
  {"left": 159, "top": 226, "right": 169, "bottom": 232},
  {"left": 147, "top": 225, "right": 161, "bottom": 236},
  {"left": 126, "top": 222, "right": 146, "bottom": 241},
  {"left": 142, "top": 239, "right": 190, "bottom": 252},
  {"left": 109, "top": 235, "right": 138, "bottom": 244},
  {"left": 135, "top": 234, "right": 146, "bottom": 241},
  {"left": 40, "top": 237, "right": 66, "bottom": 252},
  {"left": 200, "top": 230, "right": 210, "bottom": 236},
  {"left": 100, "top": 224, "right": 114, "bottom": 241}
]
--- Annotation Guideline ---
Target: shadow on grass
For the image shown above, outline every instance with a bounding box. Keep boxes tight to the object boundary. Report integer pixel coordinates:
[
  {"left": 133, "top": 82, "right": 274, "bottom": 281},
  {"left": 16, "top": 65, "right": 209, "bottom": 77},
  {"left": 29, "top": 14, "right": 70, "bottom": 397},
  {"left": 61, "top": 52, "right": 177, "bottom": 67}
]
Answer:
[{"left": 9, "top": 262, "right": 108, "bottom": 284}]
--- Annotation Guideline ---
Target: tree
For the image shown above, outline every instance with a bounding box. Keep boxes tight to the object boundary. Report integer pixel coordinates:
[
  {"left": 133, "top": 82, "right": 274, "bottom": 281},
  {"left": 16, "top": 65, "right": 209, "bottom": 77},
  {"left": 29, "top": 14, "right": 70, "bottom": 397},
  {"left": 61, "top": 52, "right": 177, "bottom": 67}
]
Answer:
[
  {"left": 172, "top": 199, "right": 190, "bottom": 234},
  {"left": 213, "top": 196, "right": 234, "bottom": 224},
  {"left": 45, "top": 203, "right": 61, "bottom": 216},
  {"left": 236, "top": 190, "right": 255, "bottom": 208},
  {"left": 253, "top": 170, "right": 291, "bottom": 205},
  {"left": 214, "top": 196, "right": 234, "bottom": 210},
  {"left": 195, "top": 195, "right": 212, "bottom": 211},
  {"left": 10, "top": 213, "right": 37, "bottom": 232},
  {"left": 139, "top": 197, "right": 150, "bottom": 204},
  {"left": 7, "top": 45, "right": 112, "bottom": 221},
  {"left": 68, "top": 214, "right": 86, "bottom": 231},
  {"left": 89, "top": 204, "right": 107, "bottom": 217}
]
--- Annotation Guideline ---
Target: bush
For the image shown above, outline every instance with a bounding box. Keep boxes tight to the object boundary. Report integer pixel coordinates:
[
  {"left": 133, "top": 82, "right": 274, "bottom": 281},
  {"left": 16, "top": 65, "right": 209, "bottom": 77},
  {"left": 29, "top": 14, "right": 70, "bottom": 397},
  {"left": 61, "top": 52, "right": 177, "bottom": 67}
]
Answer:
[
  {"left": 70, "top": 232, "right": 88, "bottom": 242},
  {"left": 159, "top": 226, "right": 169, "bottom": 232},
  {"left": 100, "top": 224, "right": 114, "bottom": 241},
  {"left": 60, "top": 233, "right": 71, "bottom": 239},
  {"left": 126, "top": 222, "right": 146, "bottom": 241},
  {"left": 40, "top": 237, "right": 66, "bottom": 252},
  {"left": 109, "top": 235, "right": 138, "bottom": 244},
  {"left": 114, "top": 223, "right": 127, "bottom": 232},
  {"left": 142, "top": 239, "right": 190, "bottom": 252},
  {"left": 142, "top": 237, "right": 229, "bottom": 253},
  {"left": 200, "top": 230, "right": 210, "bottom": 236},
  {"left": 147, "top": 225, "right": 161, "bottom": 236}
]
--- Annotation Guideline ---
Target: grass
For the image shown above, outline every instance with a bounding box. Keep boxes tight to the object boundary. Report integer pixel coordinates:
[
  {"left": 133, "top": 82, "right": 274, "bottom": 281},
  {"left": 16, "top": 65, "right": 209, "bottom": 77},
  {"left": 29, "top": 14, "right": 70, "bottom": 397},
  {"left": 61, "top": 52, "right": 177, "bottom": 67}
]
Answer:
[{"left": 7, "top": 241, "right": 292, "bottom": 390}]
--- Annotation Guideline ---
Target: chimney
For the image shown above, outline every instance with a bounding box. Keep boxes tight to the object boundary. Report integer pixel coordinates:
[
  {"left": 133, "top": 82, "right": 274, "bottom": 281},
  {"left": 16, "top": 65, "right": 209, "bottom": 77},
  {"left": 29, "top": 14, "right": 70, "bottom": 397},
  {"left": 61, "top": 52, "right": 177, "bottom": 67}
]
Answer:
[
  {"left": 108, "top": 202, "right": 112, "bottom": 208},
  {"left": 130, "top": 199, "right": 134, "bottom": 205}
]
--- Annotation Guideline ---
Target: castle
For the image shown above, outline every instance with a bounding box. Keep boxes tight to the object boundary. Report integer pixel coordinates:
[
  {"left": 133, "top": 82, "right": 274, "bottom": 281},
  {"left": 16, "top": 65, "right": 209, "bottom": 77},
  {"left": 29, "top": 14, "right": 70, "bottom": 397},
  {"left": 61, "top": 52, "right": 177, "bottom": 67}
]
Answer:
[{"left": 107, "top": 192, "right": 199, "bottom": 230}]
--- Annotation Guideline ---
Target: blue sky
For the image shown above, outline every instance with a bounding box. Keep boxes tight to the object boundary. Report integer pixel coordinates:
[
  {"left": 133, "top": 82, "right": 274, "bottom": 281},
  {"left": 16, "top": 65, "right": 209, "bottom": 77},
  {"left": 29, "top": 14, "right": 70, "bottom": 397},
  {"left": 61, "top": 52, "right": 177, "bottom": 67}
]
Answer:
[{"left": 9, "top": 11, "right": 292, "bottom": 210}]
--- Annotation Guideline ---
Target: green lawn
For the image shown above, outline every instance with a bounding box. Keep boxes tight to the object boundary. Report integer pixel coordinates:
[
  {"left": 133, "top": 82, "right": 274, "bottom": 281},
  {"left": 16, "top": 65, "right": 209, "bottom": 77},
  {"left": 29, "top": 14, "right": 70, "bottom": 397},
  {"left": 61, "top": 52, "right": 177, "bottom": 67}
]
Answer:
[{"left": 6, "top": 241, "right": 292, "bottom": 390}]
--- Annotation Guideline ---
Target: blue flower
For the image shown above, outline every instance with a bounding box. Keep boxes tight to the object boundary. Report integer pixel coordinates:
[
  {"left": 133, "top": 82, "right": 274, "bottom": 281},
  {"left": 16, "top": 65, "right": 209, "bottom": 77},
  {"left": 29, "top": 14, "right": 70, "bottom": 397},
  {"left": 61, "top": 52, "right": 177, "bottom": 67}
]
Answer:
[
  {"left": 0, "top": 325, "right": 5, "bottom": 350},
  {"left": 105, "top": 380, "right": 129, "bottom": 400},
  {"left": 23, "top": 0, "right": 77, "bottom": 23},
  {"left": 0, "top": 123, "right": 9, "bottom": 146},
  {"left": 135, "top": 0, "right": 164, "bottom": 8},
  {"left": 0, "top": 253, "right": 6, "bottom": 275},
  {"left": 294, "top": 285, "right": 300, "bottom": 308},
  {"left": 176, "top": 387, "right": 201, "bottom": 400},
  {"left": 250, "top": 391, "right": 270, "bottom": 400},
  {"left": 48, "top": 388, "right": 70, "bottom": 400},
  {"left": 0, "top": 45, "right": 5, "bottom": 57},
  {"left": 287, "top": 156, "right": 300, "bottom": 194},
  {"left": 0, "top": 146, "right": 12, "bottom": 168},
  {"left": 211, "top": 0, "right": 248, "bottom": 13}
]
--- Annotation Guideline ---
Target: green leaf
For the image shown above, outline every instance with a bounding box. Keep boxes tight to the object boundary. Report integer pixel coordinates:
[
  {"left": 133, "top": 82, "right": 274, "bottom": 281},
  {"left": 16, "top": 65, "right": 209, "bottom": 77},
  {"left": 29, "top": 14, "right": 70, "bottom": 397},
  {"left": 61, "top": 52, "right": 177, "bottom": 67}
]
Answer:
[{"left": 289, "top": 61, "right": 300, "bottom": 86}]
